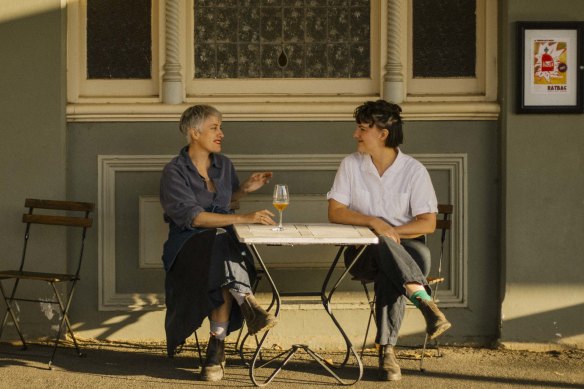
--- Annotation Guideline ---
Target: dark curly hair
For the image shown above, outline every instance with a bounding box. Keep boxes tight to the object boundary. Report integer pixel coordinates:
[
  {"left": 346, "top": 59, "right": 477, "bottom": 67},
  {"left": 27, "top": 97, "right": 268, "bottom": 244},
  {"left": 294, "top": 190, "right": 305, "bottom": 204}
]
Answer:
[{"left": 353, "top": 100, "right": 403, "bottom": 148}]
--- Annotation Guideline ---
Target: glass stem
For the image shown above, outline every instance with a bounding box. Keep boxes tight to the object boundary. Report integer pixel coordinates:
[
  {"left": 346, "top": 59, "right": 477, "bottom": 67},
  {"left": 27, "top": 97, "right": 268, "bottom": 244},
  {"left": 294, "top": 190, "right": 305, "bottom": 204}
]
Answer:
[{"left": 278, "top": 210, "right": 283, "bottom": 229}]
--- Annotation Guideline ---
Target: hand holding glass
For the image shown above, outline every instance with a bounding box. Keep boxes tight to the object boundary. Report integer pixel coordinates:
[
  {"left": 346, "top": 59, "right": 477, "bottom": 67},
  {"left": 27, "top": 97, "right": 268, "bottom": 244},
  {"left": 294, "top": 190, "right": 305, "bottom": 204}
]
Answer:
[{"left": 272, "top": 184, "right": 289, "bottom": 231}]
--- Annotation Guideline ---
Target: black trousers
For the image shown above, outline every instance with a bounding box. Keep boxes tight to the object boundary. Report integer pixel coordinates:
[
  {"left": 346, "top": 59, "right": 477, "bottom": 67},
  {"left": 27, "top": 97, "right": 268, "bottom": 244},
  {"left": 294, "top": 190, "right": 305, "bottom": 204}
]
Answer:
[{"left": 165, "top": 228, "right": 255, "bottom": 356}]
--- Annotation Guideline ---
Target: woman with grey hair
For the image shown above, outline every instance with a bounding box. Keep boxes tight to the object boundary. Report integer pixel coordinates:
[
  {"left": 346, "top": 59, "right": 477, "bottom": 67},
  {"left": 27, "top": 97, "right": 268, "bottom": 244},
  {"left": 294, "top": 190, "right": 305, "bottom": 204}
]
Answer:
[
  {"left": 160, "top": 105, "right": 277, "bottom": 381},
  {"left": 327, "top": 100, "right": 451, "bottom": 381}
]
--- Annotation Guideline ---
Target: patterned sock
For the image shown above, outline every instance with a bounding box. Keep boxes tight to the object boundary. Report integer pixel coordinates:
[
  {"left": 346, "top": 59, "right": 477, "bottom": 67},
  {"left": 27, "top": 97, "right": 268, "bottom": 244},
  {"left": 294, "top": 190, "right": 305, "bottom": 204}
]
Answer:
[
  {"left": 210, "top": 320, "right": 229, "bottom": 340},
  {"left": 409, "top": 290, "right": 431, "bottom": 308}
]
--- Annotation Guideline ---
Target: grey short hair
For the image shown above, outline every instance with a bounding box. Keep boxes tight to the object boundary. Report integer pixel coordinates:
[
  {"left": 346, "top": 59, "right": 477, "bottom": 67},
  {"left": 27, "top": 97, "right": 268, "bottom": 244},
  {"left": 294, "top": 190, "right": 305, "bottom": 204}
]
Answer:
[{"left": 179, "top": 105, "right": 223, "bottom": 144}]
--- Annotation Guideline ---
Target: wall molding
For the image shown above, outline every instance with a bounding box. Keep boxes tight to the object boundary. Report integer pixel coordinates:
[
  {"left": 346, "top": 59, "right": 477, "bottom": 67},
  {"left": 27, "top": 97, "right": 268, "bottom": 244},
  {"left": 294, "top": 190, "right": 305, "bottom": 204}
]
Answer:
[
  {"left": 68, "top": 101, "right": 499, "bottom": 122},
  {"left": 98, "top": 153, "right": 467, "bottom": 311}
]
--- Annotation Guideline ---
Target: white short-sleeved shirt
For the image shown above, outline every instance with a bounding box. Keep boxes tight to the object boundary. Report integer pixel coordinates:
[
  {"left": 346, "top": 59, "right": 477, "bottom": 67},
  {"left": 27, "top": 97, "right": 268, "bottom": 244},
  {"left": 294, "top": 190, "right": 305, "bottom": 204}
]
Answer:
[{"left": 327, "top": 150, "right": 438, "bottom": 227}]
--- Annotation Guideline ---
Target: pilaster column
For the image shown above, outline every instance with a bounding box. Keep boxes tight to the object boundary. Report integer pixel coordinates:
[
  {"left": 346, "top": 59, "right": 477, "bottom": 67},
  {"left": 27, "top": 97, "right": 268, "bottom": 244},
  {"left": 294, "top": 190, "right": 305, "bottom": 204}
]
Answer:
[
  {"left": 162, "top": 0, "right": 182, "bottom": 104},
  {"left": 383, "top": 0, "right": 404, "bottom": 103}
]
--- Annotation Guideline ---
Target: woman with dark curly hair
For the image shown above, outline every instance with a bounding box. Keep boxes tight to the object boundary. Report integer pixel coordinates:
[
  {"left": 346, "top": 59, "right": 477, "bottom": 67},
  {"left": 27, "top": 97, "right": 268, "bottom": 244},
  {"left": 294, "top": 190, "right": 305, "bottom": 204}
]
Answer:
[{"left": 327, "top": 100, "right": 451, "bottom": 381}]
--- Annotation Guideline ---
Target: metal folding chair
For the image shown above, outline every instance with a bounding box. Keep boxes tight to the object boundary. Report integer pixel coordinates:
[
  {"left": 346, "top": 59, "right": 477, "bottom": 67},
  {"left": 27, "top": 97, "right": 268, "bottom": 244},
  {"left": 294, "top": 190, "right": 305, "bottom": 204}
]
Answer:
[
  {"left": 356, "top": 204, "right": 453, "bottom": 371},
  {"left": 419, "top": 204, "right": 452, "bottom": 370},
  {"left": 0, "top": 198, "right": 94, "bottom": 369}
]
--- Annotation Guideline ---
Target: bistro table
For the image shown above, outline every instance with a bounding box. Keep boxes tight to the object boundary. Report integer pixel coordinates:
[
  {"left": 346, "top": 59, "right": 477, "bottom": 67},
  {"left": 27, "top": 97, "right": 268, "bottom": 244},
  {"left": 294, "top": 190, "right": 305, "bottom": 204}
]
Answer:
[{"left": 233, "top": 223, "right": 378, "bottom": 386}]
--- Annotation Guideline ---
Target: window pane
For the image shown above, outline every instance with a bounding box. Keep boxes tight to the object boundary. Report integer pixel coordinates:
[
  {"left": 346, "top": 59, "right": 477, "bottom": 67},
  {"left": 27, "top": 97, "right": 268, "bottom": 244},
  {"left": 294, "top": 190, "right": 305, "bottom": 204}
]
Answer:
[
  {"left": 87, "top": 0, "right": 152, "bottom": 79},
  {"left": 194, "top": 1, "right": 370, "bottom": 79},
  {"left": 412, "top": 0, "right": 475, "bottom": 78}
]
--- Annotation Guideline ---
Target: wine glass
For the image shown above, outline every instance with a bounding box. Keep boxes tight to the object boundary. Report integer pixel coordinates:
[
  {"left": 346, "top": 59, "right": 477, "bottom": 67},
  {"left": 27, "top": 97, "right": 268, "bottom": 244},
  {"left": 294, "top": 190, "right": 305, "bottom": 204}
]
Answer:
[{"left": 272, "top": 184, "right": 289, "bottom": 231}]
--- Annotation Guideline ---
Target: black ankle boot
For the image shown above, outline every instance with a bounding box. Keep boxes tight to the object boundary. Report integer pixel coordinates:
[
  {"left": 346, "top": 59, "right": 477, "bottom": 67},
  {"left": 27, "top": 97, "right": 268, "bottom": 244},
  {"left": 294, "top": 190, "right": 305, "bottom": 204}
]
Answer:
[
  {"left": 201, "top": 335, "right": 225, "bottom": 381},
  {"left": 378, "top": 345, "right": 402, "bottom": 381}
]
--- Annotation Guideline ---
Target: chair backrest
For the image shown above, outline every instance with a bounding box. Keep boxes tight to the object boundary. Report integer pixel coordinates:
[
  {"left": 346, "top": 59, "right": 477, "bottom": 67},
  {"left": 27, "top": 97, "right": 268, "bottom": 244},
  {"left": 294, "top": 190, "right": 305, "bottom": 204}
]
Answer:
[
  {"left": 436, "top": 204, "right": 453, "bottom": 239},
  {"left": 433, "top": 204, "right": 453, "bottom": 282},
  {"left": 19, "top": 198, "right": 95, "bottom": 275}
]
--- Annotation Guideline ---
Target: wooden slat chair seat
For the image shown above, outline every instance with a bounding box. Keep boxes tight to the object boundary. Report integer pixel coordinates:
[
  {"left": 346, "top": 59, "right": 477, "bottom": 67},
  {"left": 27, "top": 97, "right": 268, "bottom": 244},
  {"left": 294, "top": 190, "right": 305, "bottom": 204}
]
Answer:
[
  {"left": 0, "top": 198, "right": 94, "bottom": 369},
  {"left": 355, "top": 203, "right": 453, "bottom": 371},
  {"left": 426, "top": 276, "right": 445, "bottom": 285},
  {"left": 0, "top": 271, "right": 79, "bottom": 282}
]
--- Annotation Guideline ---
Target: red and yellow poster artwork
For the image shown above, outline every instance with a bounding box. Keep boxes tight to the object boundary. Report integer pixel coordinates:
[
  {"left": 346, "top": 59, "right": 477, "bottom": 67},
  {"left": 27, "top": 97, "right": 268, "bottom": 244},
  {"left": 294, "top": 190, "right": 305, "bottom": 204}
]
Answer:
[{"left": 532, "top": 39, "right": 568, "bottom": 93}]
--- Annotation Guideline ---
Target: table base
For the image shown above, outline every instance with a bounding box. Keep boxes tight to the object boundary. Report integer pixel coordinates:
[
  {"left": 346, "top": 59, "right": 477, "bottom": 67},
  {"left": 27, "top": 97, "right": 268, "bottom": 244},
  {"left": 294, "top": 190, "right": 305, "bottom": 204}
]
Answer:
[{"left": 238, "top": 244, "right": 369, "bottom": 386}]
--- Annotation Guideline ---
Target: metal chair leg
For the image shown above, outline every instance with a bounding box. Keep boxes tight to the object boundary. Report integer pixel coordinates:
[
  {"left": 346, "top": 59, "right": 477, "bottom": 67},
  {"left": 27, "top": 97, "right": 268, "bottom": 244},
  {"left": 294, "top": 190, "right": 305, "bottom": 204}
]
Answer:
[
  {"left": 49, "top": 281, "right": 84, "bottom": 368},
  {"left": 50, "top": 282, "right": 83, "bottom": 356},
  {"left": 0, "top": 282, "right": 27, "bottom": 349},
  {"left": 359, "top": 281, "right": 375, "bottom": 359},
  {"left": 194, "top": 331, "right": 203, "bottom": 368},
  {"left": 419, "top": 333, "right": 429, "bottom": 371}
]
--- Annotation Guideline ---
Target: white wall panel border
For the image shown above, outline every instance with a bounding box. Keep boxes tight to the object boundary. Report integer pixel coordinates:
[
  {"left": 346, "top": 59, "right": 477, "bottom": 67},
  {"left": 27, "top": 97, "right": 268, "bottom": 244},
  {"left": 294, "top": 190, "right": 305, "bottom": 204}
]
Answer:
[{"left": 98, "top": 154, "right": 467, "bottom": 310}]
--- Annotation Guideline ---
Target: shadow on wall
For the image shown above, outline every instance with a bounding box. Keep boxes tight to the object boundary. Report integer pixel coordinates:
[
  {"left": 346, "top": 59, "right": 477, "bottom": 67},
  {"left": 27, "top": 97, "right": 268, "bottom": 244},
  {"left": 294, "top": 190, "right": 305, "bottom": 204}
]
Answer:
[
  {"left": 397, "top": 303, "right": 584, "bottom": 347},
  {"left": 2, "top": 301, "right": 583, "bottom": 348},
  {"left": 502, "top": 303, "right": 584, "bottom": 346}
]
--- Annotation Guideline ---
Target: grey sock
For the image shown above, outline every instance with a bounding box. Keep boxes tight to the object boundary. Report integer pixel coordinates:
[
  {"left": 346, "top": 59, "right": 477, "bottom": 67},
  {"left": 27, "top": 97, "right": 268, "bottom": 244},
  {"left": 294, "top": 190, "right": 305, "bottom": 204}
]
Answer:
[{"left": 210, "top": 320, "right": 229, "bottom": 340}]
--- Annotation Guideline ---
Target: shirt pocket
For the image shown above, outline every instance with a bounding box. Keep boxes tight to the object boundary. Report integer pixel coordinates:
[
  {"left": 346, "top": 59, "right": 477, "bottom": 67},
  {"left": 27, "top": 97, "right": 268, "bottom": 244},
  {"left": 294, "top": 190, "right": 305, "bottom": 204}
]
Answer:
[{"left": 382, "top": 190, "right": 410, "bottom": 219}]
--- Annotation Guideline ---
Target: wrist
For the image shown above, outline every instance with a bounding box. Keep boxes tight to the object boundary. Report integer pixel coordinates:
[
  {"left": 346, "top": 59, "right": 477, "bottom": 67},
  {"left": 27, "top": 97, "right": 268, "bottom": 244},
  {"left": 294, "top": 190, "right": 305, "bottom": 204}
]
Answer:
[
  {"left": 239, "top": 185, "right": 250, "bottom": 195},
  {"left": 368, "top": 216, "right": 381, "bottom": 230}
]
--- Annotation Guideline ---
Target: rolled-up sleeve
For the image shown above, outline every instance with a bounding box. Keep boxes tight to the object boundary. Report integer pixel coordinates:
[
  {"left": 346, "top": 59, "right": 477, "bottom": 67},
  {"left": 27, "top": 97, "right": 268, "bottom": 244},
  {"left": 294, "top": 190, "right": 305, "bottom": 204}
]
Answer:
[
  {"left": 160, "top": 163, "right": 204, "bottom": 230},
  {"left": 326, "top": 157, "right": 351, "bottom": 206},
  {"left": 409, "top": 167, "right": 438, "bottom": 217}
]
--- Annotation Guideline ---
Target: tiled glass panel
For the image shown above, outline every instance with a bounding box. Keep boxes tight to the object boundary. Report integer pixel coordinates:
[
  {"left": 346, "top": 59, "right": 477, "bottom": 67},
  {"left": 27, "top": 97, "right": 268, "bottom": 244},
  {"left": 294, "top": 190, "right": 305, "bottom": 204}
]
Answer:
[
  {"left": 307, "top": 0, "right": 327, "bottom": 6},
  {"left": 217, "top": 44, "right": 238, "bottom": 78},
  {"left": 327, "top": 7, "right": 350, "bottom": 42},
  {"left": 238, "top": 44, "right": 261, "bottom": 77},
  {"left": 87, "top": 0, "right": 152, "bottom": 79},
  {"left": 413, "top": 0, "right": 476, "bottom": 78},
  {"left": 306, "top": 44, "right": 328, "bottom": 77},
  {"left": 351, "top": 43, "right": 370, "bottom": 77},
  {"left": 262, "top": 0, "right": 282, "bottom": 6},
  {"left": 282, "top": 43, "right": 305, "bottom": 77},
  {"left": 327, "top": 43, "right": 350, "bottom": 77},
  {"left": 261, "top": 44, "right": 283, "bottom": 78},
  {"left": 283, "top": 8, "right": 304, "bottom": 43},
  {"left": 238, "top": 7, "right": 261, "bottom": 43},
  {"left": 215, "top": 8, "right": 238, "bottom": 42},
  {"left": 260, "top": 7, "right": 283, "bottom": 43},
  {"left": 306, "top": 8, "right": 327, "bottom": 43},
  {"left": 194, "top": 1, "right": 370, "bottom": 79},
  {"left": 194, "top": 44, "right": 216, "bottom": 78}
]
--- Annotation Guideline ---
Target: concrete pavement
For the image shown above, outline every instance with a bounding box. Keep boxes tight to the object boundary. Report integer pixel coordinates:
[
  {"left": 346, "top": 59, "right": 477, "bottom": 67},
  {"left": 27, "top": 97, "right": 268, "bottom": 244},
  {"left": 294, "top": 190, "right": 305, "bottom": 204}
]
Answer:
[{"left": 0, "top": 339, "right": 583, "bottom": 388}]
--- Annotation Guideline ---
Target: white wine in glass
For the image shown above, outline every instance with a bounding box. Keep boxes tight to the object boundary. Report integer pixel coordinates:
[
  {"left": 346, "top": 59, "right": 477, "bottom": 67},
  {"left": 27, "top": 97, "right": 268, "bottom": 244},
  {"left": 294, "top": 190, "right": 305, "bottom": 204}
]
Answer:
[{"left": 272, "top": 184, "right": 289, "bottom": 231}]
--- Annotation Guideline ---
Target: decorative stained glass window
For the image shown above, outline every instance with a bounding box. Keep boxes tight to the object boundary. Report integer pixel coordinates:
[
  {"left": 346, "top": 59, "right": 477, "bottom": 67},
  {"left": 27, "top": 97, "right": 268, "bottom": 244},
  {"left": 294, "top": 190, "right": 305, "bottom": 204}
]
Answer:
[
  {"left": 194, "top": 0, "right": 370, "bottom": 79},
  {"left": 412, "top": 0, "right": 476, "bottom": 78},
  {"left": 86, "top": 0, "right": 152, "bottom": 79}
]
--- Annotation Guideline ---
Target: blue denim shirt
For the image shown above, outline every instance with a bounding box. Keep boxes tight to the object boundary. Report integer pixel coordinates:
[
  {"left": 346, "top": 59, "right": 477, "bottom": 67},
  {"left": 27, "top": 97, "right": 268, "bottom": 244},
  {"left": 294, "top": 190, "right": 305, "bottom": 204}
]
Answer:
[{"left": 159, "top": 146, "right": 240, "bottom": 271}]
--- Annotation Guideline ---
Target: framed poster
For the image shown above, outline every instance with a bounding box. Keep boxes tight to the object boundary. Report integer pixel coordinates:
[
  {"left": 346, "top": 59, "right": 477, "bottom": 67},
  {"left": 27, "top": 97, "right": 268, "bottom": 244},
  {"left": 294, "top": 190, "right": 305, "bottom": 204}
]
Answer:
[{"left": 517, "top": 22, "right": 584, "bottom": 113}]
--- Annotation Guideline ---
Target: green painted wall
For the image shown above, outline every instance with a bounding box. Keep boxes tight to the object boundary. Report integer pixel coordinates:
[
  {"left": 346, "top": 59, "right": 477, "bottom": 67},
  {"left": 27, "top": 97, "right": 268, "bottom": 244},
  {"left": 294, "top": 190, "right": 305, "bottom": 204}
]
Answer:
[
  {"left": 5, "top": 0, "right": 580, "bottom": 348},
  {"left": 501, "top": 0, "right": 584, "bottom": 347},
  {"left": 66, "top": 119, "right": 500, "bottom": 345},
  {"left": 0, "top": 1, "right": 67, "bottom": 335}
]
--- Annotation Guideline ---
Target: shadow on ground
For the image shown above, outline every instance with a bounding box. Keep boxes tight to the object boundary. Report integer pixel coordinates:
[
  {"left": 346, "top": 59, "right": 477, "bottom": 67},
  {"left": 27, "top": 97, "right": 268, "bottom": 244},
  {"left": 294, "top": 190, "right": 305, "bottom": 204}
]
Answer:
[{"left": 0, "top": 339, "right": 583, "bottom": 388}]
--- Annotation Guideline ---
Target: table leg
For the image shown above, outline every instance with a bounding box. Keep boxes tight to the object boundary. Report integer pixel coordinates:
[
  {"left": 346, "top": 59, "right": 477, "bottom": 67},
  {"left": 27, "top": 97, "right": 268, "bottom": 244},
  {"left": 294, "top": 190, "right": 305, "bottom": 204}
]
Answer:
[
  {"left": 318, "top": 245, "right": 370, "bottom": 382},
  {"left": 245, "top": 244, "right": 284, "bottom": 386},
  {"left": 244, "top": 244, "right": 368, "bottom": 386}
]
